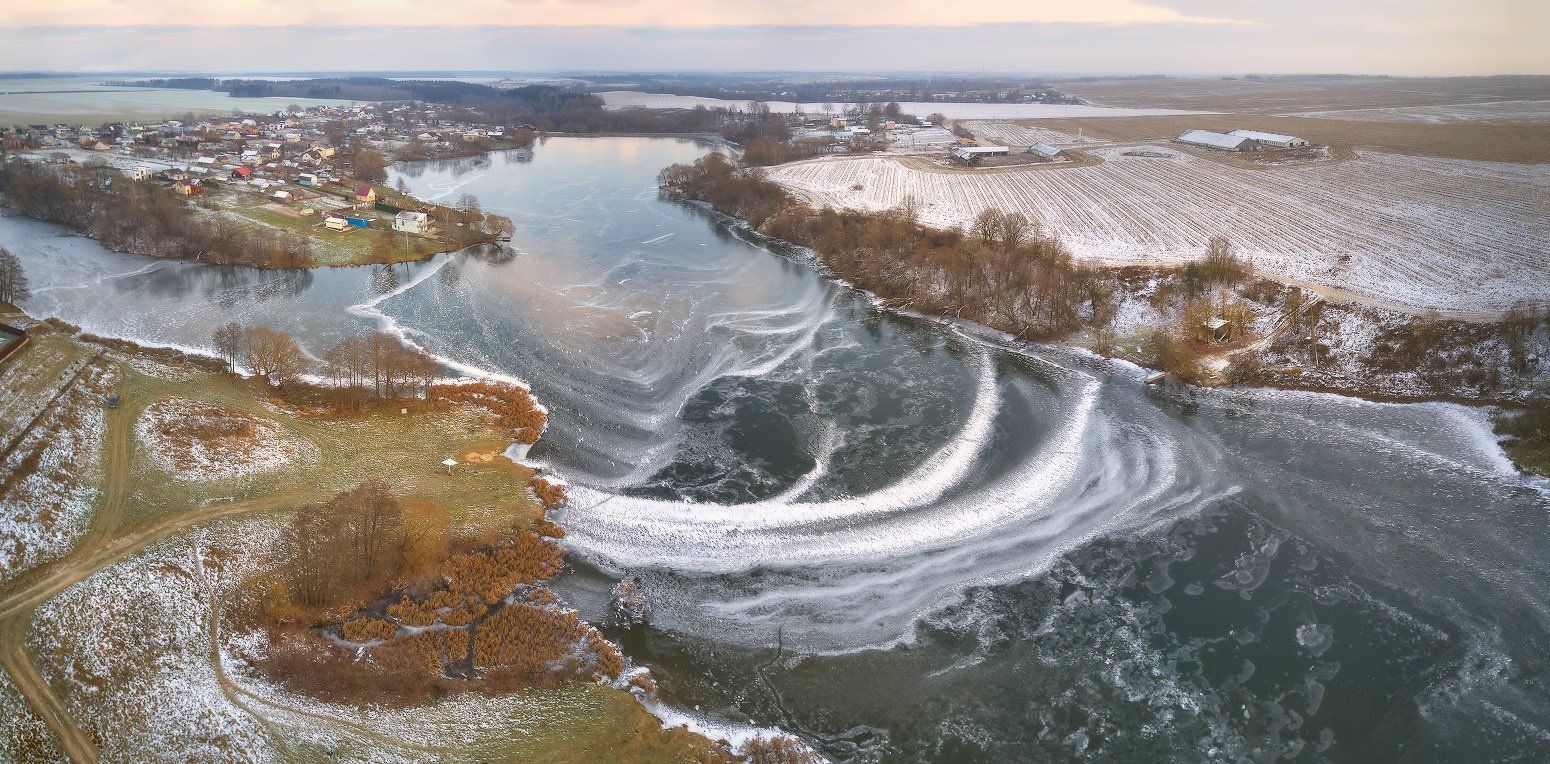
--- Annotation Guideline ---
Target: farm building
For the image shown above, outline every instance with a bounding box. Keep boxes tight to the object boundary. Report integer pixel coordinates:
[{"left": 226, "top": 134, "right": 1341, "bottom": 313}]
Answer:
[
  {"left": 271, "top": 190, "right": 290, "bottom": 201},
  {"left": 231, "top": 166, "right": 252, "bottom": 180},
  {"left": 1176, "top": 130, "right": 1260, "bottom": 152},
  {"left": 345, "top": 216, "right": 371, "bottom": 229},
  {"left": 296, "top": 173, "right": 318, "bottom": 186},
  {"left": 950, "top": 145, "right": 1011, "bottom": 164},
  {"left": 1027, "top": 143, "right": 1065, "bottom": 160},
  {"left": 393, "top": 210, "right": 429, "bottom": 234},
  {"left": 1228, "top": 129, "right": 1310, "bottom": 148},
  {"left": 324, "top": 216, "right": 349, "bottom": 231}
]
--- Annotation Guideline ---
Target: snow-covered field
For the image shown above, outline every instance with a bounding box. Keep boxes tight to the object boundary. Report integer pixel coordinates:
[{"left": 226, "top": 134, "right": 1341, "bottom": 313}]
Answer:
[
  {"left": 135, "top": 398, "right": 316, "bottom": 482},
  {"left": 596, "top": 91, "right": 1211, "bottom": 120},
  {"left": 881, "top": 126, "right": 959, "bottom": 154},
  {"left": 958, "top": 121, "right": 1092, "bottom": 147},
  {"left": 765, "top": 148, "right": 1549, "bottom": 316},
  {"left": 1287, "top": 100, "right": 1550, "bottom": 124},
  {"left": 0, "top": 363, "right": 114, "bottom": 585},
  {"left": 29, "top": 520, "right": 279, "bottom": 763}
]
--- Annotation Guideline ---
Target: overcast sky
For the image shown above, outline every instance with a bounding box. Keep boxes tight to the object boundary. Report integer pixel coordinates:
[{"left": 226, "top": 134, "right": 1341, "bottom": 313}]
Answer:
[{"left": 0, "top": 1, "right": 1543, "bottom": 76}]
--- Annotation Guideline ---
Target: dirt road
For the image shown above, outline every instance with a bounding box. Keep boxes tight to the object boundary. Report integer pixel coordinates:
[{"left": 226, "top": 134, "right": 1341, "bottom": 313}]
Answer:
[{"left": 0, "top": 364, "right": 327, "bottom": 763}]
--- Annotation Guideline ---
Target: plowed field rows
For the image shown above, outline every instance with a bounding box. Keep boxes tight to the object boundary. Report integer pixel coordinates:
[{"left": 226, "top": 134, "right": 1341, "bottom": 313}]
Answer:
[
  {"left": 959, "top": 121, "right": 1087, "bottom": 147},
  {"left": 767, "top": 148, "right": 1549, "bottom": 315}
]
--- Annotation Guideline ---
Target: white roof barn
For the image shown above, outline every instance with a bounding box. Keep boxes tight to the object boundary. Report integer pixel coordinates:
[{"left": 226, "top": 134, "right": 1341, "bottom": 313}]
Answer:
[
  {"left": 1177, "top": 129, "right": 1259, "bottom": 151},
  {"left": 950, "top": 145, "right": 1011, "bottom": 162},
  {"left": 1228, "top": 129, "right": 1309, "bottom": 148},
  {"left": 1027, "top": 142, "right": 1064, "bottom": 159}
]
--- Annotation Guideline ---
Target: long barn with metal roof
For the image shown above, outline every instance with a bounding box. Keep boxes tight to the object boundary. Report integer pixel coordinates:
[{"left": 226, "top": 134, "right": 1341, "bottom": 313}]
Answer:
[
  {"left": 1228, "top": 129, "right": 1310, "bottom": 148},
  {"left": 1176, "top": 129, "right": 1260, "bottom": 151}
]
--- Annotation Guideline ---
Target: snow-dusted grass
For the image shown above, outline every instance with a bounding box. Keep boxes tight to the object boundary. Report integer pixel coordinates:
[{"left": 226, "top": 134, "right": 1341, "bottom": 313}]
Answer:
[
  {"left": 135, "top": 397, "right": 316, "bottom": 482},
  {"left": 0, "top": 662, "right": 66, "bottom": 762},
  {"left": 26, "top": 511, "right": 726, "bottom": 762},
  {"left": 0, "top": 363, "right": 113, "bottom": 584},
  {"left": 766, "top": 148, "right": 1549, "bottom": 316},
  {"left": 28, "top": 518, "right": 283, "bottom": 763}
]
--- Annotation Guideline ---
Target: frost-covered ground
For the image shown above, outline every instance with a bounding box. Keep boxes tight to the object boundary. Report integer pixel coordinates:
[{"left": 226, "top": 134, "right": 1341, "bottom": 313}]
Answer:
[
  {"left": 958, "top": 120, "right": 1092, "bottom": 147},
  {"left": 28, "top": 518, "right": 282, "bottom": 763},
  {"left": 881, "top": 126, "right": 960, "bottom": 155},
  {"left": 0, "top": 363, "right": 114, "bottom": 585},
  {"left": 22, "top": 514, "right": 720, "bottom": 763},
  {"left": 1251, "top": 303, "right": 1550, "bottom": 402},
  {"left": 135, "top": 397, "right": 316, "bottom": 482},
  {"left": 0, "top": 665, "right": 65, "bottom": 762},
  {"left": 766, "top": 148, "right": 1549, "bottom": 316},
  {"left": 1286, "top": 100, "right": 1550, "bottom": 124},
  {"left": 595, "top": 91, "right": 1212, "bottom": 120}
]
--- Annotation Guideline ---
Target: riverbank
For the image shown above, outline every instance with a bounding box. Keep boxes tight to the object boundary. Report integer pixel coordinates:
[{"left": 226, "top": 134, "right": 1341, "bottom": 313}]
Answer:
[
  {"left": 660, "top": 154, "right": 1549, "bottom": 476},
  {"left": 0, "top": 304, "right": 758, "bottom": 761}
]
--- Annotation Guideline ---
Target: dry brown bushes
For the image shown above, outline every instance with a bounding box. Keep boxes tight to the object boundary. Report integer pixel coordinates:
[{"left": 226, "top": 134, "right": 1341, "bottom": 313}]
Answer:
[{"left": 430, "top": 381, "right": 547, "bottom": 442}]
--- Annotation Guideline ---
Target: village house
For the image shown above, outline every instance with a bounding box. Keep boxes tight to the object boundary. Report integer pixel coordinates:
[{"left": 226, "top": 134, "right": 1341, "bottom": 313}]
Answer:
[
  {"left": 354, "top": 185, "right": 377, "bottom": 204},
  {"left": 393, "top": 210, "right": 429, "bottom": 234},
  {"left": 324, "top": 216, "right": 350, "bottom": 231}
]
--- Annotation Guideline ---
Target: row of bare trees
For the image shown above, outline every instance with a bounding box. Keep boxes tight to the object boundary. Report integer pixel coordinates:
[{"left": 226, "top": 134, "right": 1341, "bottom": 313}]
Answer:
[
  {"left": 322, "top": 332, "right": 437, "bottom": 402},
  {"left": 661, "top": 153, "right": 1105, "bottom": 340},
  {"left": 212, "top": 322, "right": 436, "bottom": 397}
]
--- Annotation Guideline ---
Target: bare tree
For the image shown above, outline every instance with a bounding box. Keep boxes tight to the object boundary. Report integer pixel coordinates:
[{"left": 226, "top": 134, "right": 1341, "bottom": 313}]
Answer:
[
  {"left": 243, "top": 326, "right": 307, "bottom": 385},
  {"left": 999, "top": 212, "right": 1031, "bottom": 252},
  {"left": 972, "top": 208, "right": 1003, "bottom": 245},
  {"left": 212, "top": 322, "right": 243, "bottom": 373},
  {"left": 0, "top": 248, "right": 30, "bottom": 304}
]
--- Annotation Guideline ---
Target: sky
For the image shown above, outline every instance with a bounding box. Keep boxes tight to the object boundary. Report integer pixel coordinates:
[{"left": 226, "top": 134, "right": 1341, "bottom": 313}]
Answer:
[{"left": 0, "top": 1, "right": 1543, "bottom": 76}]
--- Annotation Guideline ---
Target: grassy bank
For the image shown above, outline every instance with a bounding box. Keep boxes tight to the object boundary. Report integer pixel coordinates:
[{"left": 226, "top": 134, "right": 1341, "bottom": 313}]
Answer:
[{"left": 0, "top": 317, "right": 733, "bottom": 762}]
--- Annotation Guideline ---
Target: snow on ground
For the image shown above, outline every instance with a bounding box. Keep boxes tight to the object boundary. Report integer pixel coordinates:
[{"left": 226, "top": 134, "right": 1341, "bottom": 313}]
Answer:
[
  {"left": 0, "top": 363, "right": 114, "bottom": 585},
  {"left": 29, "top": 519, "right": 284, "bottom": 763},
  {"left": 881, "top": 126, "right": 960, "bottom": 155},
  {"left": 596, "top": 91, "right": 1212, "bottom": 120},
  {"left": 959, "top": 120, "right": 1092, "bottom": 147},
  {"left": 1286, "top": 100, "right": 1550, "bottom": 124},
  {"left": 135, "top": 397, "right": 316, "bottom": 482},
  {"left": 765, "top": 148, "right": 1549, "bottom": 316},
  {"left": 0, "top": 665, "right": 66, "bottom": 762}
]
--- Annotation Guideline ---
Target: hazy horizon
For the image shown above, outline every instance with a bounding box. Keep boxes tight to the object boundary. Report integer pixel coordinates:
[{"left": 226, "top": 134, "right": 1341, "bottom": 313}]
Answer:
[{"left": 0, "top": 1, "right": 1543, "bottom": 78}]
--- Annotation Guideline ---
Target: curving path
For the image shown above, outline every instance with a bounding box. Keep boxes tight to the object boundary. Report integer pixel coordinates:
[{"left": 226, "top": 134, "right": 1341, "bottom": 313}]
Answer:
[{"left": 0, "top": 363, "right": 328, "bottom": 763}]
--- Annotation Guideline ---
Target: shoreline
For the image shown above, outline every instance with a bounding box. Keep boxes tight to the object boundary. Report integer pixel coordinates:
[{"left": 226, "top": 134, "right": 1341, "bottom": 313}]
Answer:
[
  {"left": 0, "top": 301, "right": 781, "bottom": 758},
  {"left": 686, "top": 199, "right": 1545, "bottom": 474}
]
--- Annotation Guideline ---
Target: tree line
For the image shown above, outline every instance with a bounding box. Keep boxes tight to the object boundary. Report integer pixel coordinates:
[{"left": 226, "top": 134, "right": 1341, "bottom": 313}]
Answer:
[
  {"left": 0, "top": 161, "right": 314, "bottom": 268},
  {"left": 660, "top": 152, "right": 1107, "bottom": 340},
  {"left": 212, "top": 321, "right": 436, "bottom": 398}
]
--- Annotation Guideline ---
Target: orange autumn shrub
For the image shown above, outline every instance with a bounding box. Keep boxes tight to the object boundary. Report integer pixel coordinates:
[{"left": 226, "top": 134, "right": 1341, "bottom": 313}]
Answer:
[
  {"left": 531, "top": 477, "right": 568, "bottom": 510},
  {"left": 430, "top": 381, "right": 547, "bottom": 442},
  {"left": 443, "top": 531, "right": 564, "bottom": 605},
  {"left": 341, "top": 617, "right": 398, "bottom": 643},
  {"left": 437, "top": 597, "right": 488, "bottom": 627},
  {"left": 533, "top": 518, "right": 566, "bottom": 538},
  {"left": 385, "top": 598, "right": 439, "bottom": 627}
]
